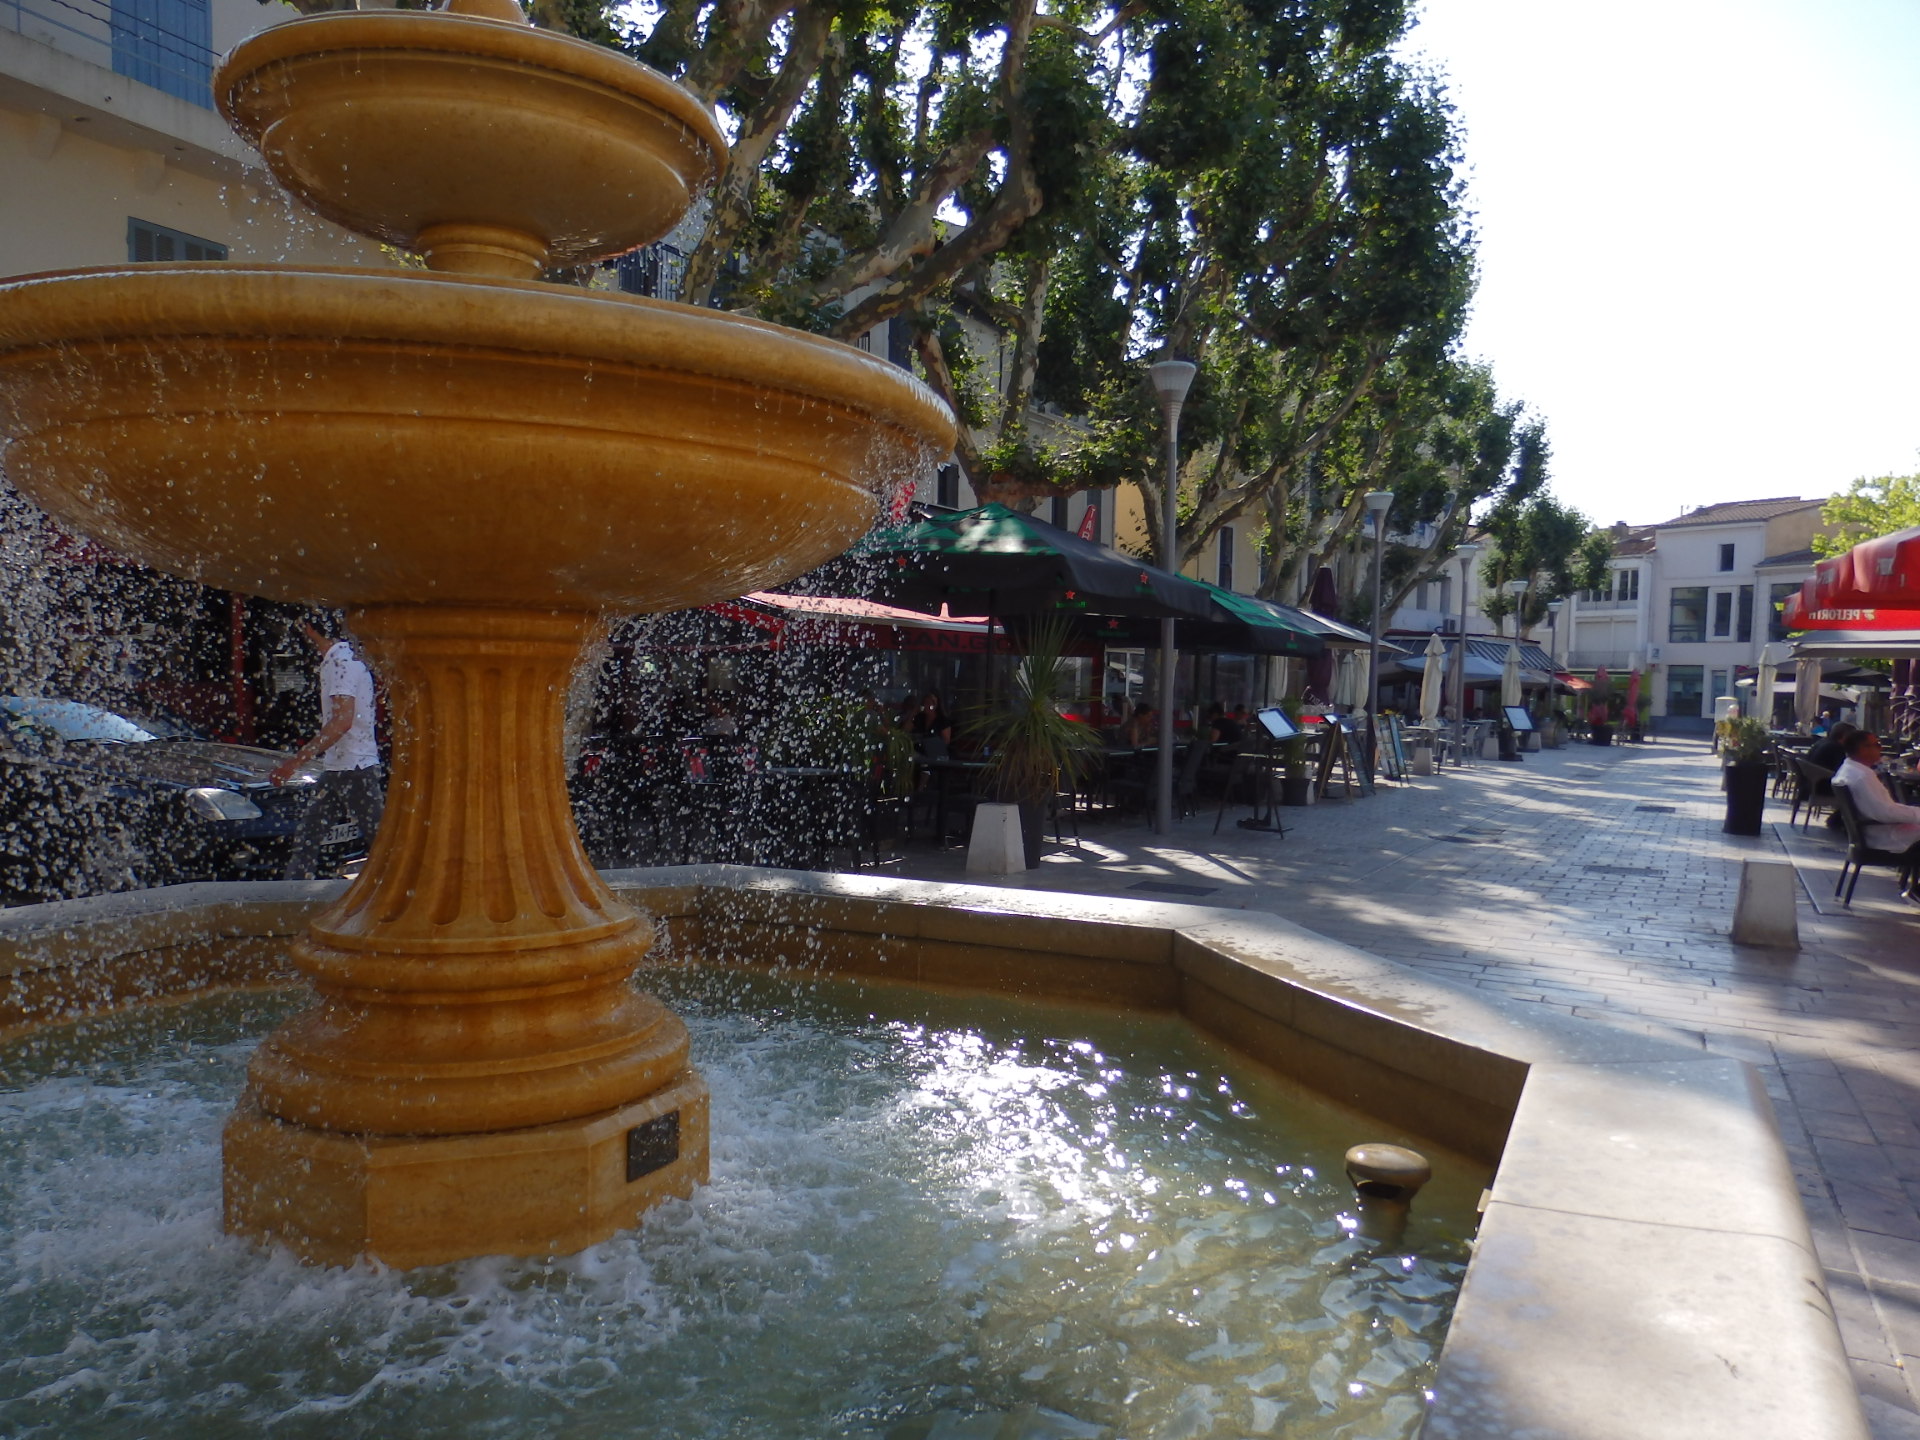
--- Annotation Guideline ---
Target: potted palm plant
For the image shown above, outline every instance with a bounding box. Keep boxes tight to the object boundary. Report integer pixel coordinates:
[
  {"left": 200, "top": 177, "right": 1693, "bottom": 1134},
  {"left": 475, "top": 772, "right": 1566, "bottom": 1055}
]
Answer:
[
  {"left": 967, "top": 618, "right": 1103, "bottom": 868},
  {"left": 1721, "top": 715, "right": 1772, "bottom": 835}
]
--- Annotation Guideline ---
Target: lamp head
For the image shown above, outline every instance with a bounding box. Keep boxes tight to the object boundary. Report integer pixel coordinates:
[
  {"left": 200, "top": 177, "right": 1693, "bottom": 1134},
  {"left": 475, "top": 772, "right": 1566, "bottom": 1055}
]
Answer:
[
  {"left": 1503, "top": 578, "right": 1530, "bottom": 598},
  {"left": 1455, "top": 541, "right": 1481, "bottom": 563},
  {"left": 1363, "top": 490, "right": 1393, "bottom": 520},
  {"left": 1147, "top": 359, "right": 1198, "bottom": 416},
  {"left": 1548, "top": 600, "right": 1564, "bottom": 616}
]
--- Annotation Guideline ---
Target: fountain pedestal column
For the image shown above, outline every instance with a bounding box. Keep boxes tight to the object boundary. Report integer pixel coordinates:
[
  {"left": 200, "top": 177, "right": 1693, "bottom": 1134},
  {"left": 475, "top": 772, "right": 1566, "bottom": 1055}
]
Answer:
[{"left": 224, "top": 606, "right": 707, "bottom": 1268}]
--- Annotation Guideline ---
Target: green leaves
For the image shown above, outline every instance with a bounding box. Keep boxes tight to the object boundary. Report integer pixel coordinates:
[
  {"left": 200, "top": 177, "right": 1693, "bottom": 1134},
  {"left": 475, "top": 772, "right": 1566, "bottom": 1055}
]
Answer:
[{"left": 1816, "top": 472, "right": 1920, "bottom": 557}]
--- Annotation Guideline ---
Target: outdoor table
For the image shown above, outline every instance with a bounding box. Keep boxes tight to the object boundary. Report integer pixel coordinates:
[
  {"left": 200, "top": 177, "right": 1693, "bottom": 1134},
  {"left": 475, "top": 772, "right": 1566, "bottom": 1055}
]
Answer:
[
  {"left": 913, "top": 757, "right": 989, "bottom": 845},
  {"left": 757, "top": 765, "right": 868, "bottom": 867}
]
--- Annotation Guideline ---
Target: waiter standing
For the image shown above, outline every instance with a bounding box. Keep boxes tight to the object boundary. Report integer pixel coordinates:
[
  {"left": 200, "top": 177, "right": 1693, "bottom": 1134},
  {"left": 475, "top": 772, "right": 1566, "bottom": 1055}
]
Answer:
[{"left": 272, "top": 613, "right": 385, "bottom": 879}]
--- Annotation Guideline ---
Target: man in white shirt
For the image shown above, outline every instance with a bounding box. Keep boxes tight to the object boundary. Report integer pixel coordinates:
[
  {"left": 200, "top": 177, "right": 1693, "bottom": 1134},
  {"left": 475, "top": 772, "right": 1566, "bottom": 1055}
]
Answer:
[
  {"left": 271, "top": 614, "right": 385, "bottom": 879},
  {"left": 1832, "top": 731, "right": 1920, "bottom": 897}
]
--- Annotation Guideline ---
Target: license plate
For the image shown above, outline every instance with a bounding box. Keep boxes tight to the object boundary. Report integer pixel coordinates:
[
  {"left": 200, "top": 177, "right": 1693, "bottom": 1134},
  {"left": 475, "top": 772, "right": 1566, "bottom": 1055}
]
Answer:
[{"left": 322, "top": 822, "right": 361, "bottom": 846}]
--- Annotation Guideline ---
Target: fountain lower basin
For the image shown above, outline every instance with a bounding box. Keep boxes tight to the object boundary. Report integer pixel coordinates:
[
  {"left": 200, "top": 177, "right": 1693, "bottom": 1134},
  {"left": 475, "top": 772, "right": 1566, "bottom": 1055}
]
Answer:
[
  {"left": 0, "top": 870, "right": 1867, "bottom": 1439},
  {"left": 1, "top": 976, "right": 1477, "bottom": 1439}
]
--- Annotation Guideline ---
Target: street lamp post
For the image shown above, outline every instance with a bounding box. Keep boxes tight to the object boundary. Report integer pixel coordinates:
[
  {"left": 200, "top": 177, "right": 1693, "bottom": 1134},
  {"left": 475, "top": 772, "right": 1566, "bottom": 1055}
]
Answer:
[
  {"left": 1148, "top": 358, "right": 1197, "bottom": 837},
  {"left": 1451, "top": 541, "right": 1480, "bottom": 766},
  {"left": 1546, "top": 599, "right": 1565, "bottom": 744},
  {"left": 1497, "top": 578, "right": 1529, "bottom": 762},
  {"left": 1364, "top": 491, "right": 1392, "bottom": 749}
]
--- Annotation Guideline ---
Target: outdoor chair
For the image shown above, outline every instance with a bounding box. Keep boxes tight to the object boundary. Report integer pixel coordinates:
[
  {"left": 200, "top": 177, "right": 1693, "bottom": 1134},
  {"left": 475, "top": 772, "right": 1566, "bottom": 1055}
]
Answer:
[
  {"left": 1175, "top": 736, "right": 1212, "bottom": 819},
  {"left": 1789, "top": 757, "right": 1834, "bottom": 830},
  {"left": 1830, "top": 784, "right": 1916, "bottom": 906},
  {"left": 1768, "top": 744, "right": 1796, "bottom": 798}
]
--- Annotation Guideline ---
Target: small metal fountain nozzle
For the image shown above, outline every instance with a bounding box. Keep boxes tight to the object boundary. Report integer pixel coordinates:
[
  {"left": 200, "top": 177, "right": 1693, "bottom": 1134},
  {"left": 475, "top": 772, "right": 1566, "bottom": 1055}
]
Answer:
[{"left": 1345, "top": 1143, "right": 1432, "bottom": 1245}]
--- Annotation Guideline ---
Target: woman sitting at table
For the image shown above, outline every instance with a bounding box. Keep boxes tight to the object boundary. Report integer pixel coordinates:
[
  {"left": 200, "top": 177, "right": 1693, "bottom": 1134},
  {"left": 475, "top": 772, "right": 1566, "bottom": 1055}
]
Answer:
[
  {"left": 1122, "top": 703, "right": 1158, "bottom": 748},
  {"left": 910, "top": 691, "right": 952, "bottom": 748},
  {"left": 1207, "top": 702, "right": 1244, "bottom": 747}
]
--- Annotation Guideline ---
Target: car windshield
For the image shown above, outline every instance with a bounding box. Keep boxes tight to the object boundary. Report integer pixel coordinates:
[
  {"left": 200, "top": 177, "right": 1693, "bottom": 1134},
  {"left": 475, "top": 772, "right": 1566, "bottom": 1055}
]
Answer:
[{"left": 0, "top": 696, "right": 175, "bottom": 743}]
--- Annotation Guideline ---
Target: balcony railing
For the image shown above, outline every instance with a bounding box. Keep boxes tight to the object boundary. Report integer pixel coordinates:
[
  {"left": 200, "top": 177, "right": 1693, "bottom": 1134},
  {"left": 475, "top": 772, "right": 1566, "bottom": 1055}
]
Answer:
[{"left": 4, "top": 0, "right": 214, "bottom": 108}]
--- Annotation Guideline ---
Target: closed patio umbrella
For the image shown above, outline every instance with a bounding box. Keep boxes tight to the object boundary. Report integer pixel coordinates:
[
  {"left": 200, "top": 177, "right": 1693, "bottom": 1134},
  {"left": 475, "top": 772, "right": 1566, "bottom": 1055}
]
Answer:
[
  {"left": 1500, "top": 642, "right": 1522, "bottom": 709},
  {"left": 1419, "top": 633, "right": 1446, "bottom": 726},
  {"left": 1795, "top": 656, "right": 1822, "bottom": 727},
  {"left": 1754, "top": 646, "right": 1779, "bottom": 727},
  {"left": 1303, "top": 566, "right": 1340, "bottom": 700},
  {"left": 1624, "top": 668, "right": 1642, "bottom": 730},
  {"left": 1333, "top": 649, "right": 1361, "bottom": 709}
]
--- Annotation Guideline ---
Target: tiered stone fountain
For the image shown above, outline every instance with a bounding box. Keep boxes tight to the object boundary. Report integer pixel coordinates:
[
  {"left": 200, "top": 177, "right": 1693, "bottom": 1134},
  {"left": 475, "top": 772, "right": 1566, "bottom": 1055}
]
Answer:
[{"left": 0, "top": 0, "right": 952, "bottom": 1267}]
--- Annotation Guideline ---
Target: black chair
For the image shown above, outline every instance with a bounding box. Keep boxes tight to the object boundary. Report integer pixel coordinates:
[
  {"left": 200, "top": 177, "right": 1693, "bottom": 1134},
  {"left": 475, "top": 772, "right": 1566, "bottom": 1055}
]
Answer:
[
  {"left": 1830, "top": 784, "right": 1917, "bottom": 905},
  {"left": 1789, "top": 757, "right": 1834, "bottom": 830},
  {"left": 1174, "top": 736, "right": 1212, "bottom": 819}
]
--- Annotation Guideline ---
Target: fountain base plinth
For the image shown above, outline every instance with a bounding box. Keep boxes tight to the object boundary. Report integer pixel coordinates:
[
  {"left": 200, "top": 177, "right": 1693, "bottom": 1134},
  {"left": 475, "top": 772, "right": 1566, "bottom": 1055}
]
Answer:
[{"left": 223, "top": 1069, "right": 708, "bottom": 1268}]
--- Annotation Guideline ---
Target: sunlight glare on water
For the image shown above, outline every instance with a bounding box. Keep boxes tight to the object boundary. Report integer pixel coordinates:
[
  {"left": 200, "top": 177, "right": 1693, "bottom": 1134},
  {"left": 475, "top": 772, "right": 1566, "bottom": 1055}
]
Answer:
[{"left": 0, "top": 972, "right": 1475, "bottom": 1439}]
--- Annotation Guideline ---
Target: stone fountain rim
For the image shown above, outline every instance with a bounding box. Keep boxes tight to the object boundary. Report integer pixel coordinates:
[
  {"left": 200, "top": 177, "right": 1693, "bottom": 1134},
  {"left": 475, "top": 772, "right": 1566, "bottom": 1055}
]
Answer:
[
  {"left": 215, "top": 8, "right": 729, "bottom": 174},
  {"left": 0, "top": 264, "right": 957, "bottom": 448},
  {"left": 0, "top": 867, "right": 1866, "bottom": 1440}
]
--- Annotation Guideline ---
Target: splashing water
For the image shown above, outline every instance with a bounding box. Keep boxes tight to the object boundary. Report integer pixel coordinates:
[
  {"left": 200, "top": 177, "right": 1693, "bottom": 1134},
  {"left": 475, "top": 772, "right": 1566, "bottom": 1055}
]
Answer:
[{"left": 0, "top": 971, "right": 1474, "bottom": 1440}]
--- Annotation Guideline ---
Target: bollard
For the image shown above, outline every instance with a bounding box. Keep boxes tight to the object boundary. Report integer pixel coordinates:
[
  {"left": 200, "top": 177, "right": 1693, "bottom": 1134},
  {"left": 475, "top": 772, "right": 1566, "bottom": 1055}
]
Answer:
[
  {"left": 1411, "top": 745, "right": 1434, "bottom": 777},
  {"left": 966, "top": 802, "right": 1028, "bottom": 875},
  {"left": 1345, "top": 1143, "right": 1431, "bottom": 1246},
  {"left": 1731, "top": 858, "right": 1799, "bottom": 949}
]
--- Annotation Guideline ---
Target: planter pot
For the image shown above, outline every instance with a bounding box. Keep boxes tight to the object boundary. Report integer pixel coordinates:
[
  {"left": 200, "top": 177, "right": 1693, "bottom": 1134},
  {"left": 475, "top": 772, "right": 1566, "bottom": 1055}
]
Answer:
[
  {"left": 1017, "top": 799, "right": 1046, "bottom": 869},
  {"left": 1279, "top": 775, "right": 1313, "bottom": 807},
  {"left": 1723, "top": 760, "right": 1769, "bottom": 835},
  {"left": 1589, "top": 723, "right": 1613, "bottom": 747},
  {"left": 965, "top": 802, "right": 1028, "bottom": 875}
]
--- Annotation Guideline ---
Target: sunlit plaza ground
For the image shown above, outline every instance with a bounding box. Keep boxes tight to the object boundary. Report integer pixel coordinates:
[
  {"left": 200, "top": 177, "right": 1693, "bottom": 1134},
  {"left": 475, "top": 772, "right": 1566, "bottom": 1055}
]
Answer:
[{"left": 884, "top": 738, "right": 1920, "bottom": 1438}]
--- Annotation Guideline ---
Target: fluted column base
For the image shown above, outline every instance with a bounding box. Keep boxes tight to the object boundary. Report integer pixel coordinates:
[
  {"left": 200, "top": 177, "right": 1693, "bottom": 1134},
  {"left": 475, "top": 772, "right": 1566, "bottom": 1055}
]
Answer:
[{"left": 224, "top": 605, "right": 703, "bottom": 1266}]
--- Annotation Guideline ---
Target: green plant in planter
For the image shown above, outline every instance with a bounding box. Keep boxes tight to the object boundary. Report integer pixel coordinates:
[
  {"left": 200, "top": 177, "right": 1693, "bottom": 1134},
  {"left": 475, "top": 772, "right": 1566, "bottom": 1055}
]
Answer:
[
  {"left": 1722, "top": 715, "right": 1772, "bottom": 765},
  {"left": 967, "top": 618, "right": 1102, "bottom": 809}
]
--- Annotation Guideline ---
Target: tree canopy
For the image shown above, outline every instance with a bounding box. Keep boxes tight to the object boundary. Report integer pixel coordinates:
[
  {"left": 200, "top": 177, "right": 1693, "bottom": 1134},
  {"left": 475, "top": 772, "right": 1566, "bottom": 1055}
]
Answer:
[
  {"left": 1815, "top": 471, "right": 1920, "bottom": 557},
  {"left": 335, "top": 0, "right": 1589, "bottom": 615}
]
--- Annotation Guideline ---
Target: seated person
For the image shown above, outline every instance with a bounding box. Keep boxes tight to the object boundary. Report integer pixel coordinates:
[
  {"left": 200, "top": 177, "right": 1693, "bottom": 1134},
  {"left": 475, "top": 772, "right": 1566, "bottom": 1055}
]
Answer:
[
  {"left": 1834, "top": 730, "right": 1920, "bottom": 898},
  {"left": 1806, "top": 722, "right": 1856, "bottom": 829},
  {"left": 1207, "top": 702, "right": 1244, "bottom": 747},
  {"left": 1806, "top": 722, "right": 1856, "bottom": 775},
  {"left": 909, "top": 691, "right": 952, "bottom": 748},
  {"left": 1122, "top": 704, "right": 1159, "bottom": 748}
]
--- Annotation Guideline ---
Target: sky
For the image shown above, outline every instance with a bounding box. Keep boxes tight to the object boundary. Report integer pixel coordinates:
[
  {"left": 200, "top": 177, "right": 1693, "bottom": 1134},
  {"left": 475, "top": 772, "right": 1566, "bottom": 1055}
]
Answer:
[{"left": 1399, "top": 0, "right": 1920, "bottom": 530}]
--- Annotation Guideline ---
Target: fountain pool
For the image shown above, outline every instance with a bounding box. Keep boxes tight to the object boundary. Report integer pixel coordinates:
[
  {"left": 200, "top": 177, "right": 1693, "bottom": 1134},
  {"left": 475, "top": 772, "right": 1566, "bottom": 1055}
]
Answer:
[{"left": 1, "top": 972, "right": 1476, "bottom": 1439}]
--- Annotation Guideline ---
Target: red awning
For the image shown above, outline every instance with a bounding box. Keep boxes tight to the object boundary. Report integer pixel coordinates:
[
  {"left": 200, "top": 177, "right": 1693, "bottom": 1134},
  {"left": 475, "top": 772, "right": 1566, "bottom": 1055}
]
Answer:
[{"left": 1557, "top": 672, "right": 1592, "bottom": 691}]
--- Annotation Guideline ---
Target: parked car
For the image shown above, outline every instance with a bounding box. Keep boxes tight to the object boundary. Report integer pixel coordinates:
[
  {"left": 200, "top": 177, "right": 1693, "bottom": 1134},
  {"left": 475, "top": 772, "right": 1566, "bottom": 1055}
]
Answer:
[{"left": 0, "top": 696, "right": 325, "bottom": 906}]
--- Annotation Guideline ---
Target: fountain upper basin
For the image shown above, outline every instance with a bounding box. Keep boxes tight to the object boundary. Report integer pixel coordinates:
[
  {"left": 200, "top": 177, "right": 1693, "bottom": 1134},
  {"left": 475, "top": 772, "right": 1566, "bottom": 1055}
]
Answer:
[
  {"left": 217, "top": 10, "right": 729, "bottom": 278},
  {"left": 0, "top": 265, "right": 954, "bottom": 611}
]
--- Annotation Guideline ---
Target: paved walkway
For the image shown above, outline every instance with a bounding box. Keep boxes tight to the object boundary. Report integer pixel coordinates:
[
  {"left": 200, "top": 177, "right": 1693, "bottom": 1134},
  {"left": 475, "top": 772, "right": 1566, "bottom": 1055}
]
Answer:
[{"left": 885, "top": 739, "right": 1920, "bottom": 1438}]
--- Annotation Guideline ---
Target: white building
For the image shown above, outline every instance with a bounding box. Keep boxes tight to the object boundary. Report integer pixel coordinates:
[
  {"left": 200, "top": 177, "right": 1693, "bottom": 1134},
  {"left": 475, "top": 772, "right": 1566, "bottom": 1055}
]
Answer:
[{"left": 1, "top": 0, "right": 383, "bottom": 280}]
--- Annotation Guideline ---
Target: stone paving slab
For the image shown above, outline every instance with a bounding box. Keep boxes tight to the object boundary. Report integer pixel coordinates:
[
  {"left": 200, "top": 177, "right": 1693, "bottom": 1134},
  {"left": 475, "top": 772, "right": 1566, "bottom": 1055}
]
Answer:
[{"left": 884, "top": 738, "right": 1920, "bottom": 1436}]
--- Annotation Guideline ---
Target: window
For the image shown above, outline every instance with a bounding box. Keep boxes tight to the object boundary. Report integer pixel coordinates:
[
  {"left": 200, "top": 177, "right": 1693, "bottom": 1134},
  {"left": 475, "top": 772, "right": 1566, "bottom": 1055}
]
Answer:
[
  {"left": 1615, "top": 569, "right": 1640, "bottom": 602},
  {"left": 1438, "top": 575, "right": 1450, "bottom": 614},
  {"left": 112, "top": 0, "right": 213, "bottom": 106},
  {"left": 1769, "top": 582, "right": 1800, "bottom": 641},
  {"left": 1669, "top": 586, "right": 1707, "bottom": 643},
  {"left": 1712, "top": 590, "right": 1733, "bottom": 637},
  {"left": 1667, "top": 665, "right": 1705, "bottom": 718},
  {"left": 856, "top": 330, "right": 874, "bottom": 352},
  {"left": 1050, "top": 495, "right": 1069, "bottom": 528},
  {"left": 1710, "top": 669, "right": 1729, "bottom": 701},
  {"left": 935, "top": 464, "right": 960, "bottom": 509},
  {"left": 1719, "top": 543, "right": 1736, "bottom": 572},
  {"left": 128, "top": 218, "right": 225, "bottom": 262},
  {"left": 1736, "top": 585, "right": 1754, "bottom": 644},
  {"left": 1217, "top": 527, "right": 1233, "bottom": 590}
]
